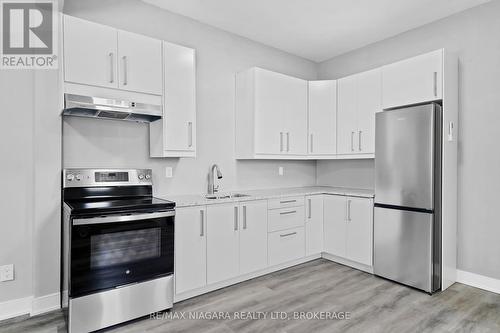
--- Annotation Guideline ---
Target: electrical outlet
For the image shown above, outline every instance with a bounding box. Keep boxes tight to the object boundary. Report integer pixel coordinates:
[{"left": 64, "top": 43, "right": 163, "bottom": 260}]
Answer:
[
  {"left": 0, "top": 264, "right": 14, "bottom": 282},
  {"left": 278, "top": 166, "right": 284, "bottom": 176},
  {"left": 165, "top": 167, "right": 173, "bottom": 178}
]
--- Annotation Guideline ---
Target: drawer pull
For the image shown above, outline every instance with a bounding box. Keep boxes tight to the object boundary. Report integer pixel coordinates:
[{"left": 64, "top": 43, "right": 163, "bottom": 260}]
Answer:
[
  {"left": 280, "top": 232, "right": 297, "bottom": 238},
  {"left": 280, "top": 210, "right": 296, "bottom": 215},
  {"left": 280, "top": 199, "right": 296, "bottom": 204}
]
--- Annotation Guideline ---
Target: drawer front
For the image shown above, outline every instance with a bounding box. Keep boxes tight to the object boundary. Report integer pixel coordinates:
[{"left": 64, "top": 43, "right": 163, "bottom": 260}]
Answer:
[
  {"left": 268, "top": 196, "right": 305, "bottom": 210},
  {"left": 268, "top": 206, "right": 305, "bottom": 232},
  {"left": 268, "top": 227, "right": 305, "bottom": 266}
]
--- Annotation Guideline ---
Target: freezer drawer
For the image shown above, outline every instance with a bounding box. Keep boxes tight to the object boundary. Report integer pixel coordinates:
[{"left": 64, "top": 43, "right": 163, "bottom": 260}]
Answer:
[{"left": 374, "top": 207, "right": 434, "bottom": 292}]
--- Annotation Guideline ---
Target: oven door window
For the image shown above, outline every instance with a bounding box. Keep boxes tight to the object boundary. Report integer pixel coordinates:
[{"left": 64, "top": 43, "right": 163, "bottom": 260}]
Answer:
[{"left": 70, "top": 214, "right": 174, "bottom": 298}]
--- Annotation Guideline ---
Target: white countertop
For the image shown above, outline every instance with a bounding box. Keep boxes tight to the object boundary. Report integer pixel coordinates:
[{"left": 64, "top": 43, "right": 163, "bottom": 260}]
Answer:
[{"left": 160, "top": 186, "right": 374, "bottom": 208}]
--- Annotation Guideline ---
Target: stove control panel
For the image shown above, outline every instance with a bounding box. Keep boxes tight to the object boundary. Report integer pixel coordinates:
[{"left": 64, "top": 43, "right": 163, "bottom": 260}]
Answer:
[{"left": 63, "top": 169, "right": 153, "bottom": 188}]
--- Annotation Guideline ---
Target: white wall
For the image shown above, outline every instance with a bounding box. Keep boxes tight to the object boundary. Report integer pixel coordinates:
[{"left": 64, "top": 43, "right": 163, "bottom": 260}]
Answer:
[
  {"left": 316, "top": 0, "right": 500, "bottom": 280},
  {"left": 62, "top": 0, "right": 318, "bottom": 197}
]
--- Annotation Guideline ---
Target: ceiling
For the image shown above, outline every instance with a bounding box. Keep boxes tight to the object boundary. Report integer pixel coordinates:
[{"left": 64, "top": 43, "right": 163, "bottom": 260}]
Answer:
[{"left": 143, "top": 0, "right": 490, "bottom": 62}]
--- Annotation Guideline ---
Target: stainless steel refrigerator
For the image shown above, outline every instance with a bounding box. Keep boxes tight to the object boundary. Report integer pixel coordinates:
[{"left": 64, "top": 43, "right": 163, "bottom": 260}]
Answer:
[{"left": 374, "top": 103, "right": 442, "bottom": 293}]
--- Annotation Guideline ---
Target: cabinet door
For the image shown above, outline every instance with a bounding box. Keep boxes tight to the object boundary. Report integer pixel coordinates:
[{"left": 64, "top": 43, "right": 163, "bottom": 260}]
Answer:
[
  {"left": 117, "top": 30, "right": 162, "bottom": 95},
  {"left": 63, "top": 15, "right": 118, "bottom": 88},
  {"left": 283, "top": 77, "right": 308, "bottom": 155},
  {"left": 337, "top": 75, "right": 358, "bottom": 155},
  {"left": 175, "top": 206, "right": 206, "bottom": 294},
  {"left": 163, "top": 41, "right": 196, "bottom": 152},
  {"left": 308, "top": 81, "right": 337, "bottom": 155},
  {"left": 305, "top": 195, "right": 324, "bottom": 256},
  {"left": 206, "top": 204, "right": 240, "bottom": 284},
  {"left": 356, "top": 69, "right": 381, "bottom": 154},
  {"left": 323, "top": 195, "right": 347, "bottom": 257},
  {"left": 254, "top": 69, "right": 285, "bottom": 154},
  {"left": 346, "top": 197, "right": 373, "bottom": 266},
  {"left": 382, "top": 49, "right": 443, "bottom": 109},
  {"left": 239, "top": 200, "right": 268, "bottom": 275}
]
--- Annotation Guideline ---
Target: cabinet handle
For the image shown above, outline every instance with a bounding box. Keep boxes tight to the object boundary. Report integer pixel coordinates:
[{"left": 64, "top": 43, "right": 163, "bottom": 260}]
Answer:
[
  {"left": 280, "top": 199, "right": 296, "bottom": 204},
  {"left": 448, "top": 121, "right": 454, "bottom": 141},
  {"left": 287, "top": 132, "right": 290, "bottom": 152},
  {"left": 310, "top": 134, "right": 314, "bottom": 153},
  {"left": 347, "top": 200, "right": 352, "bottom": 222},
  {"left": 234, "top": 206, "right": 238, "bottom": 231},
  {"left": 199, "top": 210, "right": 204, "bottom": 237},
  {"left": 280, "top": 132, "right": 283, "bottom": 152},
  {"left": 188, "top": 122, "right": 193, "bottom": 148},
  {"left": 358, "top": 131, "right": 362, "bottom": 151},
  {"left": 308, "top": 198, "right": 312, "bottom": 219},
  {"left": 243, "top": 206, "right": 247, "bottom": 229},
  {"left": 108, "top": 52, "right": 114, "bottom": 83},
  {"left": 433, "top": 71, "right": 438, "bottom": 97},
  {"left": 122, "top": 56, "right": 128, "bottom": 85},
  {"left": 280, "top": 210, "right": 296, "bottom": 215},
  {"left": 280, "top": 232, "right": 297, "bottom": 238},
  {"left": 351, "top": 131, "right": 355, "bottom": 151}
]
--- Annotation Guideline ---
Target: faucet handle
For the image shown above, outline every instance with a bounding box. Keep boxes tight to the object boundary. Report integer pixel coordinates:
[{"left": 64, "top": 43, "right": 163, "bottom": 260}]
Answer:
[{"left": 214, "top": 185, "right": 220, "bottom": 193}]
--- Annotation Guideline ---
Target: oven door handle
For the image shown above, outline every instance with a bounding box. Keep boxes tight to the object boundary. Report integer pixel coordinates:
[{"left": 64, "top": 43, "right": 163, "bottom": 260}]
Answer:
[{"left": 72, "top": 211, "right": 175, "bottom": 226}]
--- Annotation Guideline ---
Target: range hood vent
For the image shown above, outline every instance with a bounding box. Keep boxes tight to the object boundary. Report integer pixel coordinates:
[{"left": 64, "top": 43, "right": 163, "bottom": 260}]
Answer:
[{"left": 62, "top": 94, "right": 162, "bottom": 123}]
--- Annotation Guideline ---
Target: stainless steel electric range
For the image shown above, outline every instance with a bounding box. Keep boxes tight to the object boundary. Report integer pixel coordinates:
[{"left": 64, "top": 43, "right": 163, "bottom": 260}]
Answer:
[{"left": 61, "top": 168, "right": 175, "bottom": 333}]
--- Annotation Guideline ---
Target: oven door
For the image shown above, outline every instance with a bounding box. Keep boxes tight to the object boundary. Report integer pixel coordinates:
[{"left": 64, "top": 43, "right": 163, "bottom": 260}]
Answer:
[{"left": 70, "top": 211, "right": 174, "bottom": 298}]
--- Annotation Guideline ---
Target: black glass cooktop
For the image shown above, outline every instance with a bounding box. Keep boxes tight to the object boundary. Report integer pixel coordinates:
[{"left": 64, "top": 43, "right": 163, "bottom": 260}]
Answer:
[{"left": 65, "top": 197, "right": 175, "bottom": 216}]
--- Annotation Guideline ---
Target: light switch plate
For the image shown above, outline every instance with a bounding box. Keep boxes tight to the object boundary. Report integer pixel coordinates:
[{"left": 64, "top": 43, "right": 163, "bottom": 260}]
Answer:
[
  {"left": 0, "top": 264, "right": 14, "bottom": 282},
  {"left": 165, "top": 167, "right": 173, "bottom": 178},
  {"left": 278, "top": 166, "right": 284, "bottom": 176}
]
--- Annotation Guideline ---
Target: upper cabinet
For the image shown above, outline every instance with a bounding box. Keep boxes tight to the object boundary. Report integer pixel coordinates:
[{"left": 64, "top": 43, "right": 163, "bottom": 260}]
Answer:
[
  {"left": 308, "top": 81, "right": 337, "bottom": 156},
  {"left": 382, "top": 49, "right": 443, "bottom": 109},
  {"left": 63, "top": 15, "right": 162, "bottom": 95},
  {"left": 235, "top": 68, "right": 308, "bottom": 159},
  {"left": 150, "top": 42, "right": 197, "bottom": 157},
  {"left": 337, "top": 68, "right": 381, "bottom": 156}
]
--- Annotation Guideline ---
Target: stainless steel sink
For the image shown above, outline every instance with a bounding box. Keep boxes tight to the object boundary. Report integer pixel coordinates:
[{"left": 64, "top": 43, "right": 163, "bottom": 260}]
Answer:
[{"left": 205, "top": 193, "right": 250, "bottom": 200}]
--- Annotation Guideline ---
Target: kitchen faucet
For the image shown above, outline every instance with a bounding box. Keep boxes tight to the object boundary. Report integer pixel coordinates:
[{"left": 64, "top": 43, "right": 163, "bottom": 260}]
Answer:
[{"left": 208, "top": 164, "right": 223, "bottom": 195}]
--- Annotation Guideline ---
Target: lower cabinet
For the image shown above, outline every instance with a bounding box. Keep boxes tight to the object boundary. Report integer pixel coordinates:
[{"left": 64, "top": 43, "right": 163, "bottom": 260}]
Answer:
[
  {"left": 175, "top": 206, "right": 207, "bottom": 294},
  {"left": 305, "top": 195, "right": 324, "bottom": 256},
  {"left": 239, "top": 200, "right": 268, "bottom": 275},
  {"left": 324, "top": 195, "right": 373, "bottom": 266},
  {"left": 268, "top": 227, "right": 305, "bottom": 266}
]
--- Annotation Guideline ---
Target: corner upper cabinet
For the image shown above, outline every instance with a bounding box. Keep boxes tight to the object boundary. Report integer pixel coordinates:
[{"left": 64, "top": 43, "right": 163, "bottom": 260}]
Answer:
[
  {"left": 63, "top": 15, "right": 118, "bottom": 89},
  {"left": 308, "top": 81, "right": 337, "bottom": 156},
  {"left": 63, "top": 15, "right": 162, "bottom": 95},
  {"left": 382, "top": 49, "right": 443, "bottom": 109},
  {"left": 150, "top": 42, "right": 196, "bottom": 157},
  {"left": 337, "top": 68, "right": 380, "bottom": 157},
  {"left": 235, "top": 67, "right": 308, "bottom": 159}
]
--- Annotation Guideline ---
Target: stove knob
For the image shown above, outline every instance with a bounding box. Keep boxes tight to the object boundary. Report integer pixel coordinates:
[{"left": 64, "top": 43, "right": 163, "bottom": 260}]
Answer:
[
  {"left": 145, "top": 174, "right": 151, "bottom": 180},
  {"left": 138, "top": 174, "right": 145, "bottom": 180},
  {"left": 66, "top": 174, "right": 74, "bottom": 181},
  {"left": 75, "top": 174, "right": 82, "bottom": 181}
]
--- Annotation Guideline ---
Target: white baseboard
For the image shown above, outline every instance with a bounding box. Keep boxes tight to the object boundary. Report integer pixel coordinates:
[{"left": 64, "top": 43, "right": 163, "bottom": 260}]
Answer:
[
  {"left": 0, "top": 296, "right": 32, "bottom": 321},
  {"left": 321, "top": 252, "right": 373, "bottom": 274},
  {"left": 31, "top": 292, "right": 60, "bottom": 316},
  {"left": 457, "top": 269, "right": 500, "bottom": 295},
  {"left": 0, "top": 292, "right": 60, "bottom": 321}
]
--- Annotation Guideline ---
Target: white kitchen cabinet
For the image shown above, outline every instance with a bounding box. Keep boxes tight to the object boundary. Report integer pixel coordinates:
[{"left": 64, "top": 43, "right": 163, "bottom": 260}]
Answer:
[
  {"left": 305, "top": 195, "right": 324, "bottom": 256},
  {"left": 63, "top": 15, "right": 162, "bottom": 96},
  {"left": 63, "top": 15, "right": 118, "bottom": 89},
  {"left": 150, "top": 42, "right": 196, "bottom": 157},
  {"left": 323, "top": 195, "right": 347, "bottom": 257},
  {"left": 345, "top": 197, "right": 373, "bottom": 266},
  {"left": 382, "top": 49, "right": 443, "bottom": 109},
  {"left": 235, "top": 67, "right": 308, "bottom": 158},
  {"left": 117, "top": 31, "right": 162, "bottom": 95},
  {"left": 337, "top": 68, "right": 380, "bottom": 156},
  {"left": 206, "top": 204, "right": 240, "bottom": 284},
  {"left": 268, "top": 227, "right": 305, "bottom": 266},
  {"left": 268, "top": 206, "right": 305, "bottom": 233},
  {"left": 239, "top": 200, "right": 268, "bottom": 275},
  {"left": 324, "top": 195, "right": 373, "bottom": 266},
  {"left": 308, "top": 81, "right": 337, "bottom": 156},
  {"left": 175, "top": 206, "right": 207, "bottom": 294}
]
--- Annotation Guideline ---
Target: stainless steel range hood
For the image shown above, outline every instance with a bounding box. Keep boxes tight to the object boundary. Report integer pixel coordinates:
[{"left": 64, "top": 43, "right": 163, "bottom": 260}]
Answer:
[{"left": 62, "top": 94, "right": 162, "bottom": 123}]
